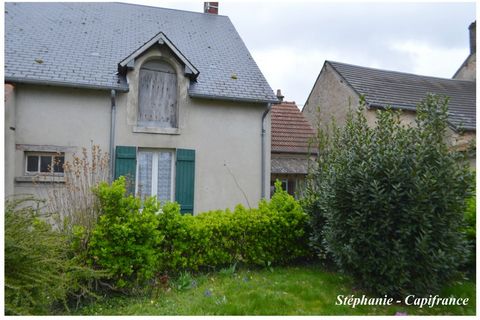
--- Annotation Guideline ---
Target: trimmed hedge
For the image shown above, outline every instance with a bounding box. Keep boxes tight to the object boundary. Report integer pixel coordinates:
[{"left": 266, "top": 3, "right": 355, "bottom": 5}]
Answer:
[
  {"left": 157, "top": 182, "right": 311, "bottom": 272},
  {"left": 88, "top": 179, "right": 312, "bottom": 284}
]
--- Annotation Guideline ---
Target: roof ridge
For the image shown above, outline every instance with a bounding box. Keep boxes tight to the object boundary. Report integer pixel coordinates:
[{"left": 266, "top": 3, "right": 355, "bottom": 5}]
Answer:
[
  {"left": 326, "top": 60, "right": 476, "bottom": 84},
  {"left": 114, "top": 1, "right": 229, "bottom": 18}
]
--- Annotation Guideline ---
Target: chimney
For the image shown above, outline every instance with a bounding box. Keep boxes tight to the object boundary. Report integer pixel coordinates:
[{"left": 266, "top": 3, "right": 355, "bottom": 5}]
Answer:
[
  {"left": 204, "top": 2, "right": 219, "bottom": 14},
  {"left": 276, "top": 89, "right": 284, "bottom": 102},
  {"left": 468, "top": 21, "right": 476, "bottom": 54}
]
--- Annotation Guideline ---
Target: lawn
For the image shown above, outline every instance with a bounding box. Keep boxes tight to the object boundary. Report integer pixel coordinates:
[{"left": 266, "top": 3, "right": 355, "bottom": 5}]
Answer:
[{"left": 72, "top": 264, "right": 475, "bottom": 315}]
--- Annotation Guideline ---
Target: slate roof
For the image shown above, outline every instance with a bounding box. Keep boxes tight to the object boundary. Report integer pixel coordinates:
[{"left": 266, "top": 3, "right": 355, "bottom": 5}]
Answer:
[
  {"left": 327, "top": 61, "right": 476, "bottom": 131},
  {"left": 271, "top": 101, "right": 316, "bottom": 154},
  {"left": 5, "top": 2, "right": 277, "bottom": 103}
]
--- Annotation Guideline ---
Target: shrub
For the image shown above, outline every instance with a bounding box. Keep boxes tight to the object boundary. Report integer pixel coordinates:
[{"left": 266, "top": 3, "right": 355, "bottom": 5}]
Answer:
[
  {"left": 5, "top": 197, "right": 68, "bottom": 314},
  {"left": 304, "top": 95, "right": 474, "bottom": 297},
  {"left": 462, "top": 185, "right": 476, "bottom": 273},
  {"left": 46, "top": 144, "right": 110, "bottom": 242},
  {"left": 5, "top": 198, "right": 102, "bottom": 314},
  {"left": 156, "top": 180, "right": 312, "bottom": 272},
  {"left": 88, "top": 177, "right": 163, "bottom": 288},
  {"left": 89, "top": 178, "right": 311, "bottom": 283}
]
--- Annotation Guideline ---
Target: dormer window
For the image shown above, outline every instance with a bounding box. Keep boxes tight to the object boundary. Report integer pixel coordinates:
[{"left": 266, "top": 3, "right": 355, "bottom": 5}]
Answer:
[{"left": 138, "top": 60, "right": 177, "bottom": 128}]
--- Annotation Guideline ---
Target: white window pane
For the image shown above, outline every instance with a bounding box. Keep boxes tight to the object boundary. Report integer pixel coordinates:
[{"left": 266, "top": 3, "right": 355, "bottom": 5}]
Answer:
[
  {"left": 156, "top": 152, "right": 172, "bottom": 201},
  {"left": 137, "top": 151, "right": 153, "bottom": 199}
]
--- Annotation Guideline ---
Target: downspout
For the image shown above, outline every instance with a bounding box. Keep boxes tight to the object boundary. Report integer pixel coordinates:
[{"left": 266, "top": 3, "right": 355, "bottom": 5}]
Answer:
[
  {"left": 109, "top": 89, "right": 117, "bottom": 182},
  {"left": 261, "top": 103, "right": 272, "bottom": 199}
]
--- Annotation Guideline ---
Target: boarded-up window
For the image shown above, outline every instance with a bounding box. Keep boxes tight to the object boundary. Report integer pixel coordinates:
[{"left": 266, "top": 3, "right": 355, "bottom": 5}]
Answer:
[{"left": 138, "top": 60, "right": 177, "bottom": 128}]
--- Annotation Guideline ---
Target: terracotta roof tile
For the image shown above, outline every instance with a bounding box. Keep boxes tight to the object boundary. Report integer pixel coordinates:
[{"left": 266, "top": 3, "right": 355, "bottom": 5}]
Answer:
[{"left": 271, "top": 101, "right": 316, "bottom": 154}]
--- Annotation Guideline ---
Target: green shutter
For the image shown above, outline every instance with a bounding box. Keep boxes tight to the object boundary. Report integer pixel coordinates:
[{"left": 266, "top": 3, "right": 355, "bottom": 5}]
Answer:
[
  {"left": 175, "top": 149, "right": 195, "bottom": 214},
  {"left": 114, "top": 146, "right": 136, "bottom": 195}
]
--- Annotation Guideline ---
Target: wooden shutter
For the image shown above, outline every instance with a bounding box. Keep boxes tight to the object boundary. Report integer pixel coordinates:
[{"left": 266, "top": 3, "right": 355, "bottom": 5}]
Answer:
[
  {"left": 175, "top": 149, "right": 195, "bottom": 214},
  {"left": 114, "top": 146, "right": 137, "bottom": 195},
  {"left": 138, "top": 61, "right": 177, "bottom": 128}
]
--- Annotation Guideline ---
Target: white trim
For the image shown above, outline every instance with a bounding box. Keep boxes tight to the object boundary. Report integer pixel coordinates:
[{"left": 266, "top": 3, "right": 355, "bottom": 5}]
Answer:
[
  {"left": 151, "top": 152, "right": 159, "bottom": 197},
  {"left": 24, "top": 152, "right": 65, "bottom": 175},
  {"left": 133, "top": 126, "right": 180, "bottom": 135},
  {"left": 119, "top": 32, "right": 199, "bottom": 78}
]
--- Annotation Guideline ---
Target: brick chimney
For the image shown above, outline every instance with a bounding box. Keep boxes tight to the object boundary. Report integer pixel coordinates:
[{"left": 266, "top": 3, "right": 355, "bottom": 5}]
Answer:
[
  {"left": 469, "top": 21, "right": 476, "bottom": 54},
  {"left": 204, "top": 2, "right": 218, "bottom": 14}
]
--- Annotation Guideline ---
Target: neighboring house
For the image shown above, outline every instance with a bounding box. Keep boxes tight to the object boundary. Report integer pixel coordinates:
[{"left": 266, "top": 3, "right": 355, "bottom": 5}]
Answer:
[
  {"left": 271, "top": 90, "right": 316, "bottom": 198},
  {"left": 4, "top": 2, "right": 278, "bottom": 214},
  {"left": 303, "top": 23, "right": 476, "bottom": 168},
  {"left": 453, "top": 21, "right": 476, "bottom": 81},
  {"left": 302, "top": 61, "right": 476, "bottom": 165}
]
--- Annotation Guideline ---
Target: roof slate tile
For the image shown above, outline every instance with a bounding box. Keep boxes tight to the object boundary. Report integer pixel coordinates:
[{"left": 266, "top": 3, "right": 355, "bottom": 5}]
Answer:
[
  {"left": 328, "top": 61, "right": 476, "bottom": 131},
  {"left": 5, "top": 2, "right": 277, "bottom": 103}
]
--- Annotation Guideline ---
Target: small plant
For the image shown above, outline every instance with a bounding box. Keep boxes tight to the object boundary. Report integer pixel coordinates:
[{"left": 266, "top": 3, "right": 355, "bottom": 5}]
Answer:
[
  {"left": 171, "top": 272, "right": 196, "bottom": 291},
  {"left": 219, "top": 263, "right": 237, "bottom": 277}
]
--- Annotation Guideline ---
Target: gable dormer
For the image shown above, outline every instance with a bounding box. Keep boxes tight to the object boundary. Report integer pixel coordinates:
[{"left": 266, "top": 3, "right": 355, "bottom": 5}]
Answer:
[
  {"left": 120, "top": 32, "right": 199, "bottom": 135},
  {"left": 118, "top": 31, "right": 199, "bottom": 80}
]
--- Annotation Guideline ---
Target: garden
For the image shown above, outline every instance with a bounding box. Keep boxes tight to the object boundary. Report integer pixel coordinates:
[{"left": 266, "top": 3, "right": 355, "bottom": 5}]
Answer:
[{"left": 4, "top": 95, "right": 476, "bottom": 315}]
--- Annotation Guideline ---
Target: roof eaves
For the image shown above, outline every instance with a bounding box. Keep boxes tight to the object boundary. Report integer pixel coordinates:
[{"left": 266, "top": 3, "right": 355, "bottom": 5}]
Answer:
[
  {"left": 118, "top": 31, "right": 199, "bottom": 79},
  {"left": 188, "top": 91, "right": 279, "bottom": 104},
  {"left": 447, "top": 121, "right": 476, "bottom": 133},
  {"left": 368, "top": 103, "right": 476, "bottom": 132},
  {"left": 5, "top": 76, "right": 129, "bottom": 92},
  {"left": 368, "top": 103, "right": 417, "bottom": 112}
]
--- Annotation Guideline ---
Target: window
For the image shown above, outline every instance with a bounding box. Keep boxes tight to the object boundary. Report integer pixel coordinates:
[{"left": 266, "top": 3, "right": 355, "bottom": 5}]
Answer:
[
  {"left": 138, "top": 60, "right": 178, "bottom": 128},
  {"left": 25, "top": 153, "right": 64, "bottom": 174},
  {"left": 136, "top": 149, "right": 174, "bottom": 202}
]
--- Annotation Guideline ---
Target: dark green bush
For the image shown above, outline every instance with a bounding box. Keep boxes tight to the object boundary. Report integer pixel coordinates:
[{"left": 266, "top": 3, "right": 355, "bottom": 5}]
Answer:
[
  {"left": 88, "top": 177, "right": 163, "bottom": 288},
  {"left": 462, "top": 187, "right": 476, "bottom": 273},
  {"left": 304, "top": 95, "right": 474, "bottom": 297}
]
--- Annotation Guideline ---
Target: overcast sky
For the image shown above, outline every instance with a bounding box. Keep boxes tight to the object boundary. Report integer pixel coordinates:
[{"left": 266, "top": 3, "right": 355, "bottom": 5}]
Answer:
[{"left": 131, "top": 0, "right": 475, "bottom": 108}]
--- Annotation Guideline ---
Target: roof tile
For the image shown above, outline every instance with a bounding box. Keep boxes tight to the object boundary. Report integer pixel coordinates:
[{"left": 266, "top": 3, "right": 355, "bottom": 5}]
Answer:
[
  {"left": 328, "top": 61, "right": 476, "bottom": 131},
  {"left": 5, "top": 2, "right": 277, "bottom": 103},
  {"left": 271, "top": 101, "right": 317, "bottom": 154}
]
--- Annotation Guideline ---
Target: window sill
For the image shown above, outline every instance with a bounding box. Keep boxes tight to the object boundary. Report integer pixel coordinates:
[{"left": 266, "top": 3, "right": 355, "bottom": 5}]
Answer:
[
  {"left": 133, "top": 126, "right": 180, "bottom": 135},
  {"left": 15, "top": 175, "right": 66, "bottom": 183}
]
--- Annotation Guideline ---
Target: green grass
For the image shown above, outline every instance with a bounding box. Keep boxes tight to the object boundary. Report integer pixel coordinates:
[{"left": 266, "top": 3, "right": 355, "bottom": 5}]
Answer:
[{"left": 72, "top": 265, "right": 475, "bottom": 315}]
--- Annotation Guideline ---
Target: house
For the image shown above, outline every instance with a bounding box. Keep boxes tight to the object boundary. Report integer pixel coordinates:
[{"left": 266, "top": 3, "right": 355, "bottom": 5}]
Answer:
[
  {"left": 302, "top": 23, "right": 476, "bottom": 167},
  {"left": 4, "top": 2, "right": 278, "bottom": 214},
  {"left": 302, "top": 60, "right": 476, "bottom": 167},
  {"left": 302, "top": 61, "right": 476, "bottom": 166},
  {"left": 271, "top": 90, "right": 316, "bottom": 198}
]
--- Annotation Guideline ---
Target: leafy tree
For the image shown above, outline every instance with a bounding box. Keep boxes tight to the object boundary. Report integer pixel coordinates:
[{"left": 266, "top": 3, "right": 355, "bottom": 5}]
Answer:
[{"left": 304, "top": 94, "right": 474, "bottom": 297}]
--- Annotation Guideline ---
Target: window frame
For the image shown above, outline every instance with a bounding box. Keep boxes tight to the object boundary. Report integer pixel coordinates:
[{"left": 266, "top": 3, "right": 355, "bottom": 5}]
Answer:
[
  {"left": 135, "top": 149, "right": 176, "bottom": 202},
  {"left": 24, "top": 152, "right": 65, "bottom": 176}
]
